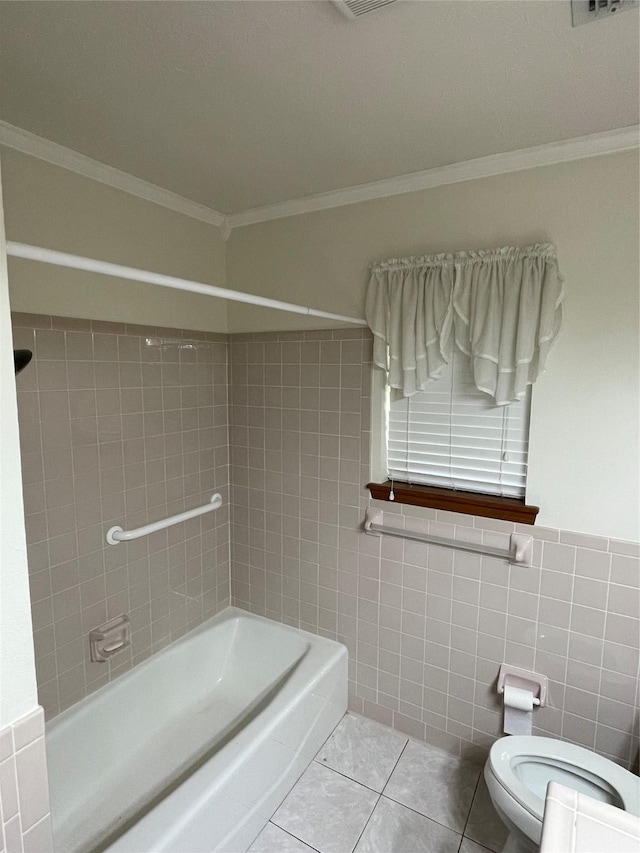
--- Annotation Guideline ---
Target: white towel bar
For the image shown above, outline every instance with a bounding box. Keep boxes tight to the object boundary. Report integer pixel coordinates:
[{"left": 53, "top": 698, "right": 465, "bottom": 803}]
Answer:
[
  {"left": 364, "top": 508, "right": 532, "bottom": 565},
  {"left": 106, "top": 493, "right": 223, "bottom": 544}
]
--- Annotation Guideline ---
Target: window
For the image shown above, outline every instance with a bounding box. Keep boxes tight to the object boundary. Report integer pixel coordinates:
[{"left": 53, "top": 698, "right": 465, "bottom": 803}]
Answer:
[
  {"left": 389, "top": 350, "right": 530, "bottom": 497},
  {"left": 365, "top": 243, "right": 562, "bottom": 523},
  {"left": 368, "top": 351, "right": 539, "bottom": 523}
]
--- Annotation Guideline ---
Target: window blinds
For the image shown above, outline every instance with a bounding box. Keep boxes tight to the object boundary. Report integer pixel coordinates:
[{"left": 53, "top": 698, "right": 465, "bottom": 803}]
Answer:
[{"left": 387, "top": 351, "right": 530, "bottom": 498}]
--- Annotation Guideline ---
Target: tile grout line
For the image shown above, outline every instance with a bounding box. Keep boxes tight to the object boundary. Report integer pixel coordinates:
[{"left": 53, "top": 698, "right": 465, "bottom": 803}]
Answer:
[
  {"left": 460, "top": 771, "right": 482, "bottom": 841},
  {"left": 347, "top": 736, "right": 467, "bottom": 848},
  {"left": 379, "top": 736, "right": 409, "bottom": 798},
  {"left": 317, "top": 725, "right": 480, "bottom": 838},
  {"left": 311, "top": 758, "right": 383, "bottom": 796},
  {"left": 315, "top": 716, "right": 489, "bottom": 843},
  {"left": 265, "top": 821, "right": 324, "bottom": 853},
  {"left": 349, "top": 792, "right": 381, "bottom": 853},
  {"left": 313, "top": 723, "right": 411, "bottom": 853},
  {"left": 379, "top": 791, "right": 467, "bottom": 839},
  {"left": 377, "top": 735, "right": 483, "bottom": 841},
  {"left": 593, "top": 551, "right": 613, "bottom": 758}
]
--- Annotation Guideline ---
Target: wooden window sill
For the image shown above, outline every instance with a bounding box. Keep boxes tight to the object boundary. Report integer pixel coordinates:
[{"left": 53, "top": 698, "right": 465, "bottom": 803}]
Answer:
[{"left": 366, "top": 481, "right": 539, "bottom": 525}]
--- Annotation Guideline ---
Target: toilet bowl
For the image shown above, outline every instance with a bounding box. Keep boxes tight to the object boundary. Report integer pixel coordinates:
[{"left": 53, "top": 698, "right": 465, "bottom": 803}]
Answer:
[{"left": 484, "top": 736, "right": 640, "bottom": 851}]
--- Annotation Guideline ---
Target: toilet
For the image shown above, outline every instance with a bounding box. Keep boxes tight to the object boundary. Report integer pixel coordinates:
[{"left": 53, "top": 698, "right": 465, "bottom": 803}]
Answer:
[{"left": 484, "top": 736, "right": 640, "bottom": 852}]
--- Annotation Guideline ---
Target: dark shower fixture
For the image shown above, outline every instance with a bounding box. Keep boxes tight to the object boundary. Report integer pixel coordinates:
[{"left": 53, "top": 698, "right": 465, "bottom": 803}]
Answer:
[{"left": 14, "top": 349, "right": 33, "bottom": 375}]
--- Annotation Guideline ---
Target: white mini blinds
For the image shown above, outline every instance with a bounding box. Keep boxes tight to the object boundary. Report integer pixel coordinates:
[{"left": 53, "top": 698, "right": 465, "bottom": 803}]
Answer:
[
  {"left": 366, "top": 243, "right": 564, "bottom": 406},
  {"left": 387, "top": 349, "right": 530, "bottom": 497}
]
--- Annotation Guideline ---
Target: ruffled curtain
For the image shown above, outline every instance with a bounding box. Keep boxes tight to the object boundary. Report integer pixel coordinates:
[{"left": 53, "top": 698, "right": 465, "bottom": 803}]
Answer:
[{"left": 365, "top": 243, "right": 564, "bottom": 405}]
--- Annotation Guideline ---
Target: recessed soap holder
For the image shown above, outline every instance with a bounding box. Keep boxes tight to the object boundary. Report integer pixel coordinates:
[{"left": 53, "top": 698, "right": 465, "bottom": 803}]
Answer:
[{"left": 90, "top": 614, "right": 131, "bottom": 663}]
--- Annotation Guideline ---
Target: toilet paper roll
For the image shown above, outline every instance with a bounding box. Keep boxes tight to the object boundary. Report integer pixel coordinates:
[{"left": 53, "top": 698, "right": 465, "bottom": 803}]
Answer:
[{"left": 503, "top": 685, "right": 535, "bottom": 735}]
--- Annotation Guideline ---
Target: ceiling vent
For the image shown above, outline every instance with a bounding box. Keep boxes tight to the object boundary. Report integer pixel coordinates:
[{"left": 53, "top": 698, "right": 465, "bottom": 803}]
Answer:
[
  {"left": 571, "top": 0, "right": 638, "bottom": 25},
  {"left": 333, "top": 0, "right": 397, "bottom": 20}
]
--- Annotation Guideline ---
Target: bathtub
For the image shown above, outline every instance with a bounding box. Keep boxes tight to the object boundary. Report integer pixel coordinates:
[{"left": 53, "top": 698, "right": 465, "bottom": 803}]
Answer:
[{"left": 45, "top": 607, "right": 347, "bottom": 853}]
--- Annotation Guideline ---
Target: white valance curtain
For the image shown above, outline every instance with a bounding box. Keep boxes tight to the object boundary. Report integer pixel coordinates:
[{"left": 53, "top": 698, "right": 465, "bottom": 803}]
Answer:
[{"left": 365, "top": 243, "right": 564, "bottom": 405}]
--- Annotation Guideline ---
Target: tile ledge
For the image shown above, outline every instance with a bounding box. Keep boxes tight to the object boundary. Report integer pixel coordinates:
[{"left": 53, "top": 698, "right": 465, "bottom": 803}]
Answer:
[{"left": 12, "top": 706, "right": 45, "bottom": 752}]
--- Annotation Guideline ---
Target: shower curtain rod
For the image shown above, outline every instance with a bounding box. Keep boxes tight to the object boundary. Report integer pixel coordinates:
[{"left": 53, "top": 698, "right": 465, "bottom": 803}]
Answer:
[{"left": 6, "top": 242, "right": 368, "bottom": 327}]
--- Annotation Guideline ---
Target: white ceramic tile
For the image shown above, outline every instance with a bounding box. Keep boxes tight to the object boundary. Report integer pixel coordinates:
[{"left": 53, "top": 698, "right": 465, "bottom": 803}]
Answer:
[
  {"left": 3, "top": 815, "right": 23, "bottom": 853},
  {"left": 316, "top": 713, "right": 408, "bottom": 792},
  {"left": 14, "top": 739, "right": 49, "bottom": 832},
  {"left": 541, "top": 782, "right": 640, "bottom": 853},
  {"left": 383, "top": 741, "right": 480, "bottom": 833},
  {"left": 0, "top": 758, "right": 19, "bottom": 822},
  {"left": 354, "top": 796, "right": 461, "bottom": 853},
  {"left": 540, "top": 784, "right": 578, "bottom": 853},
  {"left": 272, "top": 762, "right": 377, "bottom": 853},
  {"left": 21, "top": 816, "right": 53, "bottom": 853},
  {"left": 574, "top": 814, "right": 640, "bottom": 853},
  {"left": 12, "top": 711, "right": 43, "bottom": 753},
  {"left": 0, "top": 728, "right": 13, "bottom": 763},
  {"left": 249, "top": 822, "right": 318, "bottom": 853},
  {"left": 464, "top": 776, "right": 509, "bottom": 853}
]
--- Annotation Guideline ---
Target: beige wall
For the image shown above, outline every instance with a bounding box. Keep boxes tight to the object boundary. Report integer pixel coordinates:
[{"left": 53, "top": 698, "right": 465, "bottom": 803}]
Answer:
[
  {"left": 0, "top": 164, "right": 38, "bottom": 728},
  {"left": 227, "top": 153, "right": 640, "bottom": 542},
  {"left": 2, "top": 146, "right": 638, "bottom": 539},
  {"left": 0, "top": 147, "right": 228, "bottom": 333}
]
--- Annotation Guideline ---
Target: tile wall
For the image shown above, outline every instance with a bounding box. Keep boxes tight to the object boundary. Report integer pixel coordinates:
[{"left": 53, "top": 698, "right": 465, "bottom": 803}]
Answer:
[
  {"left": 12, "top": 316, "right": 639, "bottom": 772},
  {"left": 229, "top": 329, "right": 640, "bottom": 770},
  {"left": 12, "top": 314, "right": 230, "bottom": 719},
  {"left": 0, "top": 708, "right": 53, "bottom": 853}
]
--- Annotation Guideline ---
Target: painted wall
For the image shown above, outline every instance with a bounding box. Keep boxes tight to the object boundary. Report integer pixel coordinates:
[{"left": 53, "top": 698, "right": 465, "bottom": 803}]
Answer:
[
  {"left": 0, "top": 147, "right": 228, "bottom": 333},
  {"left": 226, "top": 153, "right": 640, "bottom": 542},
  {"left": 4, "top": 146, "right": 637, "bottom": 538},
  {"left": 0, "top": 165, "right": 38, "bottom": 728}
]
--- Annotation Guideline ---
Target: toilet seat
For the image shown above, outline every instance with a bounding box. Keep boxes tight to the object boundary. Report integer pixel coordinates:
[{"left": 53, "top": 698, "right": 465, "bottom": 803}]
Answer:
[{"left": 487, "top": 736, "right": 640, "bottom": 823}]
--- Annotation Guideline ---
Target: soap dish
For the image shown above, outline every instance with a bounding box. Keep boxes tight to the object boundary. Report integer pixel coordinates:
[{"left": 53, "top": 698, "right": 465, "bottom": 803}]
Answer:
[{"left": 89, "top": 614, "right": 131, "bottom": 662}]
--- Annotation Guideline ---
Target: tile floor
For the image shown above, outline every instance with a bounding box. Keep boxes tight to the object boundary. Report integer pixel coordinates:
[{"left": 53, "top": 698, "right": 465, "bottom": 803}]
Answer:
[{"left": 248, "top": 713, "right": 512, "bottom": 853}]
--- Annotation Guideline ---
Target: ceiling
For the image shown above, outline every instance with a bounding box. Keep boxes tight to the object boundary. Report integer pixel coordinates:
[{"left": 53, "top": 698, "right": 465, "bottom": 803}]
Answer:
[{"left": 0, "top": 1, "right": 638, "bottom": 215}]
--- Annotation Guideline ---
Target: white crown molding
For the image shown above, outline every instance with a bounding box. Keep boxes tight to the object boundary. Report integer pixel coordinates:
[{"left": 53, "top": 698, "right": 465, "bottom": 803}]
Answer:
[
  {"left": 0, "top": 120, "right": 226, "bottom": 228},
  {"left": 1, "top": 120, "right": 637, "bottom": 235},
  {"left": 226, "top": 125, "right": 640, "bottom": 231}
]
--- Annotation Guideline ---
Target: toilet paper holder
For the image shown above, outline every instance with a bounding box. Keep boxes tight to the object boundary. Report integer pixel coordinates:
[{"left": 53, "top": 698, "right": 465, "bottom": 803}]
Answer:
[{"left": 497, "top": 664, "right": 548, "bottom": 708}]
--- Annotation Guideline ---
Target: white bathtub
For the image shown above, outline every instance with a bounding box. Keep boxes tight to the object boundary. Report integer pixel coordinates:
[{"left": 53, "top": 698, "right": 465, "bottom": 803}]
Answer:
[{"left": 46, "top": 607, "right": 347, "bottom": 853}]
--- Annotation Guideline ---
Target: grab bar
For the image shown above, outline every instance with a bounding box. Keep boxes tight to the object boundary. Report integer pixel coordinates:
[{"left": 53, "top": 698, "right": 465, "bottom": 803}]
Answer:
[
  {"left": 364, "top": 508, "right": 532, "bottom": 565},
  {"left": 106, "top": 493, "right": 223, "bottom": 544}
]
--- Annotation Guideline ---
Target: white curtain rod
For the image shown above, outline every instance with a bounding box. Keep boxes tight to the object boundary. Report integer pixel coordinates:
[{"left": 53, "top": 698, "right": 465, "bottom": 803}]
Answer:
[{"left": 6, "top": 242, "right": 368, "bottom": 327}]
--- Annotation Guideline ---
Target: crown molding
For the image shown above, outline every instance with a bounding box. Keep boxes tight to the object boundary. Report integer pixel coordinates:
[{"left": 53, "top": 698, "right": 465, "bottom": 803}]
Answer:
[
  {"left": 1, "top": 121, "right": 637, "bottom": 235},
  {"left": 0, "top": 120, "right": 226, "bottom": 228},
  {"left": 226, "top": 125, "right": 640, "bottom": 231}
]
